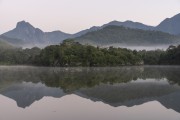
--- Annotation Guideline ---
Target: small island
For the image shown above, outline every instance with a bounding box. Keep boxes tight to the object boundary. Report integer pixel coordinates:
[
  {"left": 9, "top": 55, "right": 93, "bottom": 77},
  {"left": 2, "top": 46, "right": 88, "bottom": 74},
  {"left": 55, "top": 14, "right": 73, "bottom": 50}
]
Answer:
[{"left": 0, "top": 39, "right": 179, "bottom": 66}]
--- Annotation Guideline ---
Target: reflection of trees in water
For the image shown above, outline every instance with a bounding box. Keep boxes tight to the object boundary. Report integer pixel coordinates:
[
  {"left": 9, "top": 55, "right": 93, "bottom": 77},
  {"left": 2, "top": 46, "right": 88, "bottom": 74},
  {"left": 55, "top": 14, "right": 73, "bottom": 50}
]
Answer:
[
  {"left": 40, "top": 67, "right": 144, "bottom": 92},
  {"left": 0, "top": 66, "right": 180, "bottom": 111},
  {"left": 39, "top": 66, "right": 180, "bottom": 92},
  {"left": 140, "top": 66, "right": 180, "bottom": 85},
  {"left": 0, "top": 66, "right": 180, "bottom": 92}
]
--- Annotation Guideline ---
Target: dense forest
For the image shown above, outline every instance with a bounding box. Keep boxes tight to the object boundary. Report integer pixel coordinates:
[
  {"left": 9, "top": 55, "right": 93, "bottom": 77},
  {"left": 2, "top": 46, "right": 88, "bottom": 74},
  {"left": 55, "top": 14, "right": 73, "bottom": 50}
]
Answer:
[
  {"left": 0, "top": 39, "right": 180, "bottom": 66},
  {"left": 75, "top": 25, "right": 180, "bottom": 46}
]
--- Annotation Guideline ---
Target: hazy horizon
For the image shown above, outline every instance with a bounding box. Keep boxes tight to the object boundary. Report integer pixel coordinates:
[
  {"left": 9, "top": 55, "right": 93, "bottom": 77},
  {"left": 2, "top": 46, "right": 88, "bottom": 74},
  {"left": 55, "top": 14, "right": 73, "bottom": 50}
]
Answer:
[{"left": 0, "top": 0, "right": 180, "bottom": 34}]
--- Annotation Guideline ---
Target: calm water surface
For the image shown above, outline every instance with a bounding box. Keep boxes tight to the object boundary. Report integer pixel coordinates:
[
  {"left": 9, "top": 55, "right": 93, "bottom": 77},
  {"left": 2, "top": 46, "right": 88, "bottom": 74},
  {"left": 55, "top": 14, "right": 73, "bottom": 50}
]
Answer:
[{"left": 0, "top": 66, "right": 180, "bottom": 120}]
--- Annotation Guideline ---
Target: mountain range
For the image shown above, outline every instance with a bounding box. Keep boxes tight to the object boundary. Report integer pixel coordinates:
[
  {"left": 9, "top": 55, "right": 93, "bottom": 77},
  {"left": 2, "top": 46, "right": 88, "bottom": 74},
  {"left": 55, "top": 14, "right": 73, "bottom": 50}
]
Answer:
[
  {"left": 78, "top": 13, "right": 180, "bottom": 35},
  {"left": 1, "top": 13, "right": 180, "bottom": 48},
  {"left": 2, "top": 21, "right": 72, "bottom": 47},
  {"left": 74, "top": 25, "right": 180, "bottom": 46}
]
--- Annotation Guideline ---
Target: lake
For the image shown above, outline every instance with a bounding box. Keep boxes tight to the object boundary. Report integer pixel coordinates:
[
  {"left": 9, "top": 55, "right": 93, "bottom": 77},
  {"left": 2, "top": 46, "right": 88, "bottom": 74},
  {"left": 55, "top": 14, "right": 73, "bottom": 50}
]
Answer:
[{"left": 0, "top": 66, "right": 180, "bottom": 120}]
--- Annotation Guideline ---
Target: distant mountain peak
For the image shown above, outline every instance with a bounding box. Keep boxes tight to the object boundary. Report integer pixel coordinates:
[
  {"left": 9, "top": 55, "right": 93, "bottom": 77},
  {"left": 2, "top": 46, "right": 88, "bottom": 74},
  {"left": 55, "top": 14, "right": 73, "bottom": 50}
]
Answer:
[
  {"left": 124, "top": 20, "right": 140, "bottom": 24},
  {"left": 103, "top": 20, "right": 154, "bottom": 31},
  {"left": 17, "top": 20, "right": 26, "bottom": 24},
  {"left": 106, "top": 20, "right": 119, "bottom": 25},
  {"left": 156, "top": 13, "right": 180, "bottom": 35},
  {"left": 2, "top": 20, "right": 73, "bottom": 47},
  {"left": 50, "top": 30, "right": 70, "bottom": 34},
  {"left": 124, "top": 20, "right": 133, "bottom": 23},
  {"left": 16, "top": 21, "right": 34, "bottom": 29},
  {"left": 109, "top": 20, "right": 119, "bottom": 23},
  {"left": 172, "top": 13, "right": 180, "bottom": 18}
]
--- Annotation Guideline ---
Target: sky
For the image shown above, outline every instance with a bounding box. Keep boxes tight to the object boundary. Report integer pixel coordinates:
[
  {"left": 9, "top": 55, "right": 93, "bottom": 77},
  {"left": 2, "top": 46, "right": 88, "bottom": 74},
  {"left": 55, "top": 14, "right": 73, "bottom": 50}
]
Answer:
[{"left": 0, "top": 0, "right": 180, "bottom": 34}]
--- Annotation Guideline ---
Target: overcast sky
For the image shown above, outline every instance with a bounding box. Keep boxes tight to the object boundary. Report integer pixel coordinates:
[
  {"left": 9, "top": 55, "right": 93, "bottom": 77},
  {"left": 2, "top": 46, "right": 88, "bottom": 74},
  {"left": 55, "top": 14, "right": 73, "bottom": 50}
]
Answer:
[{"left": 0, "top": 0, "right": 180, "bottom": 34}]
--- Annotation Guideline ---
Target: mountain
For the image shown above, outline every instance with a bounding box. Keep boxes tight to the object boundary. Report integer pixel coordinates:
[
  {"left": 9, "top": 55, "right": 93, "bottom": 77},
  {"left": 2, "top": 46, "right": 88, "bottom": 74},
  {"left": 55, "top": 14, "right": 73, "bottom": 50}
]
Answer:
[
  {"left": 0, "top": 40, "right": 14, "bottom": 49},
  {"left": 0, "top": 35, "right": 25, "bottom": 47},
  {"left": 156, "top": 13, "right": 180, "bottom": 35},
  {"left": 73, "top": 26, "right": 101, "bottom": 37},
  {"left": 1, "top": 13, "right": 180, "bottom": 47},
  {"left": 45, "top": 30, "right": 72, "bottom": 44},
  {"left": 2, "top": 21, "right": 72, "bottom": 47},
  {"left": 74, "top": 20, "right": 154, "bottom": 37},
  {"left": 74, "top": 25, "right": 180, "bottom": 46},
  {"left": 103, "top": 20, "right": 154, "bottom": 30},
  {"left": 3, "top": 21, "right": 45, "bottom": 44},
  {"left": 75, "top": 13, "right": 180, "bottom": 37},
  {"left": 0, "top": 36, "right": 18, "bottom": 49}
]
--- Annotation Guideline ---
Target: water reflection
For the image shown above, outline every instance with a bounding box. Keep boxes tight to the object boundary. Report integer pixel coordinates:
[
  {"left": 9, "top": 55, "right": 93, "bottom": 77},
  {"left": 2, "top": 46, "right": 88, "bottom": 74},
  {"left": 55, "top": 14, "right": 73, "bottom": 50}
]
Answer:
[
  {"left": 1, "top": 94, "right": 180, "bottom": 120},
  {"left": 0, "top": 66, "right": 180, "bottom": 118}
]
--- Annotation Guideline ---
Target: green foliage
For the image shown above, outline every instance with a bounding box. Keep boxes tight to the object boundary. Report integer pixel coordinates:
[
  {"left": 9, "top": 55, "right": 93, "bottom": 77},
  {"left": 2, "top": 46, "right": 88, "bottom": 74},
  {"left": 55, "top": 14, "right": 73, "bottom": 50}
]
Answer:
[
  {"left": 0, "top": 39, "right": 180, "bottom": 66},
  {"left": 159, "top": 45, "right": 180, "bottom": 65},
  {"left": 139, "top": 45, "right": 180, "bottom": 65},
  {"left": 139, "top": 50, "right": 165, "bottom": 65},
  {"left": 0, "top": 35, "right": 25, "bottom": 47},
  {"left": 0, "top": 47, "right": 41, "bottom": 65},
  {"left": 75, "top": 26, "right": 180, "bottom": 46},
  {"left": 36, "top": 40, "right": 143, "bottom": 66},
  {"left": 0, "top": 40, "right": 15, "bottom": 50}
]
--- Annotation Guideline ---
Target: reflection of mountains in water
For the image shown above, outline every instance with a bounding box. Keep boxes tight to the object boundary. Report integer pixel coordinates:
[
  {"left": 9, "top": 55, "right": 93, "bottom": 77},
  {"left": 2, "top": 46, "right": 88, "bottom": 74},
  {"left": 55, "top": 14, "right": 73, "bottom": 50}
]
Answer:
[
  {"left": 1, "top": 82, "right": 65, "bottom": 108},
  {"left": 76, "top": 81, "right": 180, "bottom": 113},
  {"left": 0, "top": 66, "right": 180, "bottom": 112}
]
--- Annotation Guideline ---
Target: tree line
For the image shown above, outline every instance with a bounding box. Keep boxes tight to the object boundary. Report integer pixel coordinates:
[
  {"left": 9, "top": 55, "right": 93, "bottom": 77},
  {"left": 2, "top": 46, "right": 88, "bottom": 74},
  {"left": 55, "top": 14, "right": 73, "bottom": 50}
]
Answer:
[{"left": 0, "top": 39, "right": 180, "bottom": 66}]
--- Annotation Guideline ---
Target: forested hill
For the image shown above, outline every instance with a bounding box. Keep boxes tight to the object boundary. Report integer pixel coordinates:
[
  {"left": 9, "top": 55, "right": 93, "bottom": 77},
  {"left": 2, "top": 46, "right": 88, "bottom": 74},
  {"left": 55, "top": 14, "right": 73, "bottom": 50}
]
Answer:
[
  {"left": 0, "top": 35, "right": 25, "bottom": 48},
  {"left": 0, "top": 37, "right": 16, "bottom": 49},
  {"left": 74, "top": 26, "right": 180, "bottom": 46}
]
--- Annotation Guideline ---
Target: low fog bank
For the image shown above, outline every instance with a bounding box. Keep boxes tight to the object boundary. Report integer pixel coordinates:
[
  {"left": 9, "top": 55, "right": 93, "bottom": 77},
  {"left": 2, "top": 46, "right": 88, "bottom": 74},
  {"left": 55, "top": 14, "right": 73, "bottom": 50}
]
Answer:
[
  {"left": 101, "top": 44, "right": 175, "bottom": 51},
  {"left": 21, "top": 43, "right": 56, "bottom": 49},
  {"left": 21, "top": 43, "right": 177, "bottom": 51}
]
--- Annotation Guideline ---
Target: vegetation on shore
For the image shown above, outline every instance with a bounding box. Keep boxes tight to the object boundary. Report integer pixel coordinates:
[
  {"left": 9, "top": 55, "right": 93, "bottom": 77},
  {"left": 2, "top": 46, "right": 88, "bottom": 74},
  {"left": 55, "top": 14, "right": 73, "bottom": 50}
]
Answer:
[{"left": 0, "top": 39, "right": 180, "bottom": 66}]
